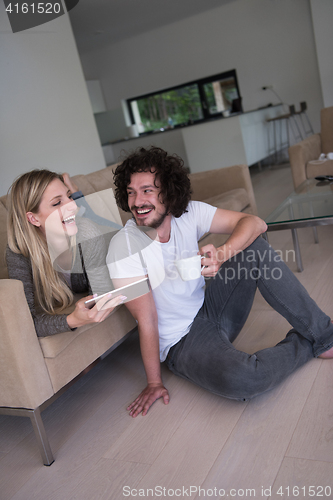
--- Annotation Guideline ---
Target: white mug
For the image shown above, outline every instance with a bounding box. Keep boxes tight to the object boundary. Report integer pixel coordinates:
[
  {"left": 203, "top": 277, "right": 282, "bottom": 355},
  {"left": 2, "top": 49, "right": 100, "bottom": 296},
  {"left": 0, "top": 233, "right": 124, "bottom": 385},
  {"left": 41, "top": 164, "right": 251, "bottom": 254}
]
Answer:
[
  {"left": 175, "top": 254, "right": 204, "bottom": 281},
  {"left": 327, "top": 152, "right": 333, "bottom": 160}
]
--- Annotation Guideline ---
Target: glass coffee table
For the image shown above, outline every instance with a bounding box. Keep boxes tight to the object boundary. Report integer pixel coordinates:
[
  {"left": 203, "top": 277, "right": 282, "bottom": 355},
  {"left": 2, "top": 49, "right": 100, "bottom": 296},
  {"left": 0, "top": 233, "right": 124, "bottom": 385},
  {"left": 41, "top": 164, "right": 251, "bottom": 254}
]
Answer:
[{"left": 264, "top": 179, "right": 333, "bottom": 272}]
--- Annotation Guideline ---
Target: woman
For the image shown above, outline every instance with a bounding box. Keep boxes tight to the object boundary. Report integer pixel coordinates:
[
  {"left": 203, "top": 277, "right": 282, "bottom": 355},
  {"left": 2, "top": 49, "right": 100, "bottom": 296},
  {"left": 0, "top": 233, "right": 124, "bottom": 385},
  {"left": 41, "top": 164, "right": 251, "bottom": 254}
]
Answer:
[{"left": 6, "top": 169, "right": 124, "bottom": 336}]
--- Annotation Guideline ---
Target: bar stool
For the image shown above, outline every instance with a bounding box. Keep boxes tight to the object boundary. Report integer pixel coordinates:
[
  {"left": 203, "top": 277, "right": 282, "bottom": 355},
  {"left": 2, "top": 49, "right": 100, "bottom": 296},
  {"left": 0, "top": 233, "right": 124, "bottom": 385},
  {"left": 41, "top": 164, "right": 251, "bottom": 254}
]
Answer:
[
  {"left": 266, "top": 105, "right": 304, "bottom": 163},
  {"left": 288, "top": 104, "right": 304, "bottom": 143},
  {"left": 294, "top": 101, "right": 314, "bottom": 137}
]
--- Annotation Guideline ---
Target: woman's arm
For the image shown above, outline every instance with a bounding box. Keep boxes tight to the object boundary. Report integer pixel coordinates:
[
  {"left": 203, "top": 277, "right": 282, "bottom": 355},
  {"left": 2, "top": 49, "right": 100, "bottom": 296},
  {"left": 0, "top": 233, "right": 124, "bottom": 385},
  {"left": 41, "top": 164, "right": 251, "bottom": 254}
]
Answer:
[
  {"left": 6, "top": 247, "right": 70, "bottom": 336},
  {"left": 6, "top": 246, "right": 124, "bottom": 336}
]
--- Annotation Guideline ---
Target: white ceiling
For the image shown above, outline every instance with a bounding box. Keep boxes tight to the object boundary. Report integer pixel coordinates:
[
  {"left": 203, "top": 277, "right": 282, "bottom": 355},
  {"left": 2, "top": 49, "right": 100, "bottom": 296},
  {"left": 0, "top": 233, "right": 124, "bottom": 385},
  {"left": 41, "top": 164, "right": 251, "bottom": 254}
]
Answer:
[{"left": 68, "top": 0, "right": 235, "bottom": 53}]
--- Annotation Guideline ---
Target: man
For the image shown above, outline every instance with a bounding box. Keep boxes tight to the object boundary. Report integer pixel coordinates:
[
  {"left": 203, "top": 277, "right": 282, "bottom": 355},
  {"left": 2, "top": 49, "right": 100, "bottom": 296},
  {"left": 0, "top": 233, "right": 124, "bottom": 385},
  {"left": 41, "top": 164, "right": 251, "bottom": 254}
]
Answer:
[{"left": 107, "top": 146, "right": 333, "bottom": 418}]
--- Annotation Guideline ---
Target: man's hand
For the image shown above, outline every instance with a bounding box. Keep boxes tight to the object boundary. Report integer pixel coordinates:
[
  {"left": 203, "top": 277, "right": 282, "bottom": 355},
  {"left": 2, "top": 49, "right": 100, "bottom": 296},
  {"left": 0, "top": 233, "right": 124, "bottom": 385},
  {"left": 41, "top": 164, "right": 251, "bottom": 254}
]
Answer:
[
  {"left": 207, "top": 209, "right": 267, "bottom": 270},
  {"left": 127, "top": 383, "right": 170, "bottom": 417},
  {"left": 116, "top": 289, "right": 168, "bottom": 418},
  {"left": 199, "top": 244, "right": 223, "bottom": 277}
]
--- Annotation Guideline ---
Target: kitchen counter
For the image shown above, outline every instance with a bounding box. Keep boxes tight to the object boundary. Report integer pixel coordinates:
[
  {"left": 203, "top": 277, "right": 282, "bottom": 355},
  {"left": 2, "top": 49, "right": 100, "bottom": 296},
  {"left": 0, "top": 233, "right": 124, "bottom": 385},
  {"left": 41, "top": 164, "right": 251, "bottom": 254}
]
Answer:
[{"left": 101, "top": 104, "right": 284, "bottom": 172}]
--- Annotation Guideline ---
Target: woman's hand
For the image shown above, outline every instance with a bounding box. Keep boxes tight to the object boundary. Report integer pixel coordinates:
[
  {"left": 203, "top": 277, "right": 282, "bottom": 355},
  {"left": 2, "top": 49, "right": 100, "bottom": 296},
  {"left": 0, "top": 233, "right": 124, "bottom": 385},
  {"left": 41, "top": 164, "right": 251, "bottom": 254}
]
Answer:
[
  {"left": 127, "top": 383, "right": 170, "bottom": 417},
  {"left": 66, "top": 294, "right": 126, "bottom": 329}
]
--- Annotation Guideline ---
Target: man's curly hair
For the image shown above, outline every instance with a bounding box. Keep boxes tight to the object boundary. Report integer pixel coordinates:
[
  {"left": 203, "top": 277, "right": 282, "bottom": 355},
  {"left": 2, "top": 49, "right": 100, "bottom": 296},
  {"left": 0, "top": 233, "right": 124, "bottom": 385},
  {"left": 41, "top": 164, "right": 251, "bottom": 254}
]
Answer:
[{"left": 113, "top": 146, "right": 192, "bottom": 218}]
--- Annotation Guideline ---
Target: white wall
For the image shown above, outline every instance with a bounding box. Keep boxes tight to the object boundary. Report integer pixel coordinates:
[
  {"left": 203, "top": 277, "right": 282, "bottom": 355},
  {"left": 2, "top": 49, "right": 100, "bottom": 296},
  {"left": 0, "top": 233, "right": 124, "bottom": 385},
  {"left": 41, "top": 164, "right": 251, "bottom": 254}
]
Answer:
[
  {"left": 0, "top": 3, "right": 105, "bottom": 196},
  {"left": 310, "top": 0, "right": 333, "bottom": 108},
  {"left": 80, "top": 0, "right": 324, "bottom": 148}
]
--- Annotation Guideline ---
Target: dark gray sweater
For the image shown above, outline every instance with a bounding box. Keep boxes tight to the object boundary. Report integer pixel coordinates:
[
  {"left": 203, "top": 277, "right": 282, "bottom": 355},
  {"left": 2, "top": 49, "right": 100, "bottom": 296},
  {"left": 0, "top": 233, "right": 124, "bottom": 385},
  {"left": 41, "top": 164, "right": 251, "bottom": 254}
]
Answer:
[{"left": 6, "top": 217, "right": 114, "bottom": 337}]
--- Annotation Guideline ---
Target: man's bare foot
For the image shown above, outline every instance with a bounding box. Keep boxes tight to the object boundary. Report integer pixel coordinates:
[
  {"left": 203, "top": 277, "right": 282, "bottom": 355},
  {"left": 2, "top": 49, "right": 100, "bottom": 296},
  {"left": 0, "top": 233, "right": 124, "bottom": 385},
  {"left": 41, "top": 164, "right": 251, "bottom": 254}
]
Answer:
[
  {"left": 319, "top": 346, "right": 333, "bottom": 359},
  {"left": 318, "top": 320, "right": 333, "bottom": 358}
]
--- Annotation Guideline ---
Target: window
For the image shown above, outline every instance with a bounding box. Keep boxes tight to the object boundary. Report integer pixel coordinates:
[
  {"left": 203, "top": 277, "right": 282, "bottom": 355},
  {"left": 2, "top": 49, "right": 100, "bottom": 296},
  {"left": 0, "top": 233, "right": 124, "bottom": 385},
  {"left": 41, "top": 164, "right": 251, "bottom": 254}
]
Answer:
[{"left": 127, "top": 69, "right": 242, "bottom": 134}]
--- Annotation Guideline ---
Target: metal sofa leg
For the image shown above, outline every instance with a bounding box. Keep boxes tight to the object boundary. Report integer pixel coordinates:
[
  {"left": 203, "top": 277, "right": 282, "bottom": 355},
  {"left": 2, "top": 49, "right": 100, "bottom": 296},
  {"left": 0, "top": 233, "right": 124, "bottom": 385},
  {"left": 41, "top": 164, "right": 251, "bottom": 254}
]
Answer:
[
  {"left": 0, "top": 406, "right": 54, "bottom": 466},
  {"left": 29, "top": 407, "right": 54, "bottom": 466}
]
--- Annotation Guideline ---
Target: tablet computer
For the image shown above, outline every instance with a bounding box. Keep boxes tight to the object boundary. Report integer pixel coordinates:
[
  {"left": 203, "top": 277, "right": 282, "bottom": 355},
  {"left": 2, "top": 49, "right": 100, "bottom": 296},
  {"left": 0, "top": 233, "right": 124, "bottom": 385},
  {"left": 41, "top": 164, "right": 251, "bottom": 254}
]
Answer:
[{"left": 84, "top": 277, "right": 150, "bottom": 309}]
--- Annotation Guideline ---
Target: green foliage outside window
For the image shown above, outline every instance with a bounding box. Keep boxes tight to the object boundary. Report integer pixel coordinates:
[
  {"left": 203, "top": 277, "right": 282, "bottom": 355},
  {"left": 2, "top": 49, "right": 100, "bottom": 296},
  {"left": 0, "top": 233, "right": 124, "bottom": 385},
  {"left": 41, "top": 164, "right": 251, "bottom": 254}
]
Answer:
[
  {"left": 135, "top": 84, "right": 203, "bottom": 132},
  {"left": 128, "top": 70, "right": 241, "bottom": 134}
]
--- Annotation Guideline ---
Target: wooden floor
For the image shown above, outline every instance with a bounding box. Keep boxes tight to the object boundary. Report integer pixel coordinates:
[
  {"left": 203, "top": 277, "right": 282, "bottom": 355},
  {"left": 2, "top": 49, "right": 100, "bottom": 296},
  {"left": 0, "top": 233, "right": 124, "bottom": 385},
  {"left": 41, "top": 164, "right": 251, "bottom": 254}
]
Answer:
[{"left": 1, "top": 163, "right": 333, "bottom": 499}]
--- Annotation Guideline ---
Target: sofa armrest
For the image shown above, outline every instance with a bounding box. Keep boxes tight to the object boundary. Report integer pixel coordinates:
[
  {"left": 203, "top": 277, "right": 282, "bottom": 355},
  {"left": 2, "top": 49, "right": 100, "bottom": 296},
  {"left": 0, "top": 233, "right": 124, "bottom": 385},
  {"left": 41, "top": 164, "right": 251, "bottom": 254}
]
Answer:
[
  {"left": 0, "top": 280, "right": 54, "bottom": 409},
  {"left": 189, "top": 164, "right": 258, "bottom": 215},
  {"left": 288, "top": 133, "right": 321, "bottom": 189}
]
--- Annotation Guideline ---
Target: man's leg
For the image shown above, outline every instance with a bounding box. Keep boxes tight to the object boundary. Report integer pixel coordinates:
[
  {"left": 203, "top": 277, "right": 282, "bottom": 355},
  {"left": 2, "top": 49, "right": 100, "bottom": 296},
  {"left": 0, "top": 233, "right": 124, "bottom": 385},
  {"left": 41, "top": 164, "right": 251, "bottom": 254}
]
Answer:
[
  {"left": 166, "top": 237, "right": 333, "bottom": 400},
  {"left": 166, "top": 320, "right": 313, "bottom": 401},
  {"left": 207, "top": 236, "right": 333, "bottom": 356}
]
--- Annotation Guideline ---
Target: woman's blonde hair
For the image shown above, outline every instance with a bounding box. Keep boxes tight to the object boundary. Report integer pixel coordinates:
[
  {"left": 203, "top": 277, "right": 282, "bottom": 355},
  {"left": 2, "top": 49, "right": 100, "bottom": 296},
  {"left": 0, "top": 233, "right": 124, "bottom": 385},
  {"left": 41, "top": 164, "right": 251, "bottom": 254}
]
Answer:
[{"left": 7, "top": 169, "right": 74, "bottom": 314}]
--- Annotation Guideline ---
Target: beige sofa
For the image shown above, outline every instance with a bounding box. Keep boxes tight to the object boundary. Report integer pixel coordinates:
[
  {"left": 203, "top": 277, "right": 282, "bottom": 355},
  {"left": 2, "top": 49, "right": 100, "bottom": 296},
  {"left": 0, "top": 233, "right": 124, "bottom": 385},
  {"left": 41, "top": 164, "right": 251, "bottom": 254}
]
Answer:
[
  {"left": 72, "top": 163, "right": 257, "bottom": 248},
  {"left": 288, "top": 106, "right": 333, "bottom": 189},
  {"left": 0, "top": 162, "right": 256, "bottom": 465}
]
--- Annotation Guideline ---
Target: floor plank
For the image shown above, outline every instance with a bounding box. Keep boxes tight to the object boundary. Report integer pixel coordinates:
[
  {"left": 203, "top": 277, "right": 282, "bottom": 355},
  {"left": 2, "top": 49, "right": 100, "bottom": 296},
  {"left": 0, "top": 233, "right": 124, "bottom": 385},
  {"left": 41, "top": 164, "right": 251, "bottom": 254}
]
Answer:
[
  {"left": 193, "top": 358, "right": 321, "bottom": 498},
  {"left": 103, "top": 373, "right": 200, "bottom": 464},
  {"left": 251, "top": 163, "right": 294, "bottom": 220},
  {"left": 270, "top": 457, "right": 333, "bottom": 500},
  {"left": 286, "top": 360, "right": 333, "bottom": 464},
  {"left": 0, "top": 415, "right": 32, "bottom": 454},
  {"left": 234, "top": 306, "right": 291, "bottom": 354},
  {"left": 134, "top": 390, "right": 247, "bottom": 491},
  {"left": 12, "top": 458, "right": 150, "bottom": 500},
  {"left": 71, "top": 459, "right": 150, "bottom": 500}
]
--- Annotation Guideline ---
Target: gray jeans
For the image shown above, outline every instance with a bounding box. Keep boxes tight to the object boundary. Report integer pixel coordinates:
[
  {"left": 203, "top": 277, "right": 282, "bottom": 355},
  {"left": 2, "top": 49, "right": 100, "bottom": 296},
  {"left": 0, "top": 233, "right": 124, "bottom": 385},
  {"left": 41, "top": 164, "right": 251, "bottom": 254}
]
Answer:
[{"left": 165, "top": 237, "right": 333, "bottom": 401}]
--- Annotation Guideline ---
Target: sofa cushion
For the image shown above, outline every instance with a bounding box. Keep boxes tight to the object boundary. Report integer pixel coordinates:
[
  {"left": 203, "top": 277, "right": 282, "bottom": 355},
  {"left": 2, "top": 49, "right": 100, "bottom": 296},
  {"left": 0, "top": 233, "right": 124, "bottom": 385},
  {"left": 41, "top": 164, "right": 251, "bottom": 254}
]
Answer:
[
  {"left": 40, "top": 306, "right": 137, "bottom": 393},
  {"left": 73, "top": 165, "right": 118, "bottom": 195},
  {"left": 70, "top": 174, "right": 96, "bottom": 196},
  {"left": 306, "top": 159, "right": 333, "bottom": 180},
  {"left": 203, "top": 188, "right": 249, "bottom": 212},
  {"left": 39, "top": 306, "right": 137, "bottom": 394},
  {"left": 38, "top": 304, "right": 135, "bottom": 358}
]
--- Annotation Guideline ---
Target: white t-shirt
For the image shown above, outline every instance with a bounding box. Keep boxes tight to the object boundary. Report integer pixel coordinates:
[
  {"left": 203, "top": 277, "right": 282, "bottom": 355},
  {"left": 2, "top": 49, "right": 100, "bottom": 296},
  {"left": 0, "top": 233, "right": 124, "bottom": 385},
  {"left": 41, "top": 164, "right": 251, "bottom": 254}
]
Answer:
[{"left": 107, "top": 201, "right": 217, "bottom": 361}]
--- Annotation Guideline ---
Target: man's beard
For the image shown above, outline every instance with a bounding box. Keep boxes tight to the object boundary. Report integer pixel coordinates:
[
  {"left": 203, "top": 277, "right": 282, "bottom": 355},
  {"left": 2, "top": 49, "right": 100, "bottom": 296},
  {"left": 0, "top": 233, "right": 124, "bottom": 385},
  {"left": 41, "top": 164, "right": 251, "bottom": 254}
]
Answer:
[
  {"left": 131, "top": 205, "right": 168, "bottom": 230},
  {"left": 148, "top": 209, "right": 168, "bottom": 229}
]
